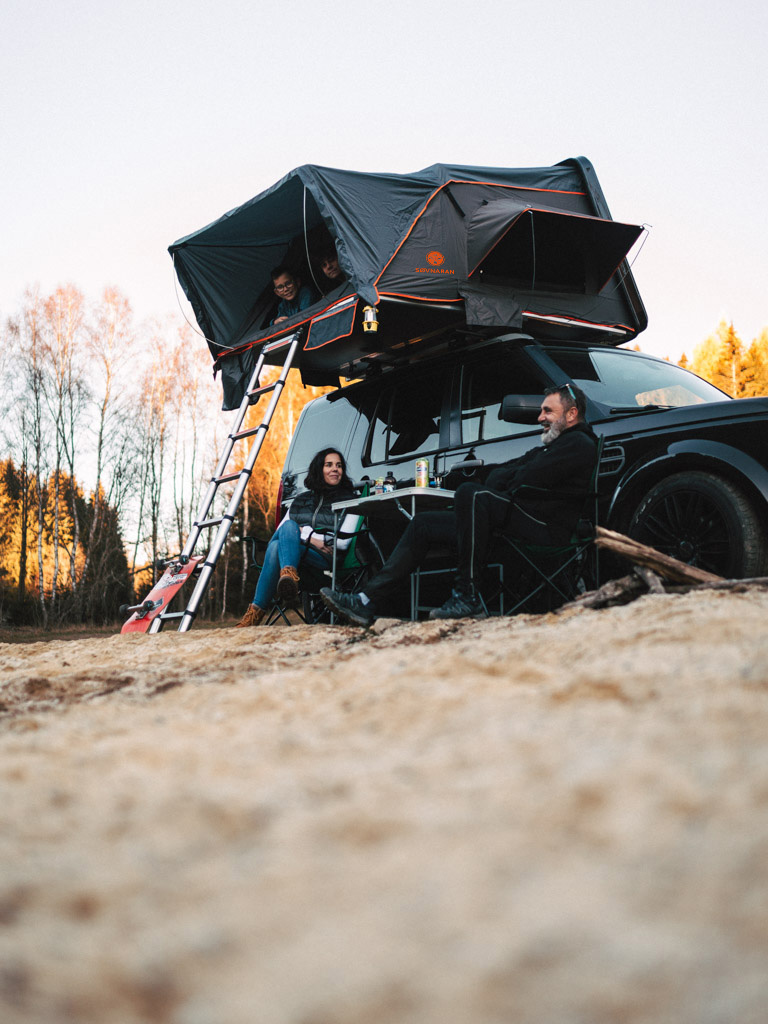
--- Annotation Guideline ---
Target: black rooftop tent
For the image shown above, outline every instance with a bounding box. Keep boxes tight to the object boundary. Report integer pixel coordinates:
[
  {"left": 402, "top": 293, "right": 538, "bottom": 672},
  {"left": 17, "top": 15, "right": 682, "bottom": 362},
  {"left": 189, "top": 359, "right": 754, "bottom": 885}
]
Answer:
[{"left": 169, "top": 158, "right": 647, "bottom": 408}]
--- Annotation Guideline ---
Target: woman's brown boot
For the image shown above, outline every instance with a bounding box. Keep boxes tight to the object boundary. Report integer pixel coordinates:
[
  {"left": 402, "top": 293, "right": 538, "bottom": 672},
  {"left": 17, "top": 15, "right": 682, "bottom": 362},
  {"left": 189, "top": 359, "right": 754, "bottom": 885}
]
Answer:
[
  {"left": 236, "top": 604, "right": 266, "bottom": 628},
  {"left": 276, "top": 566, "right": 300, "bottom": 606}
]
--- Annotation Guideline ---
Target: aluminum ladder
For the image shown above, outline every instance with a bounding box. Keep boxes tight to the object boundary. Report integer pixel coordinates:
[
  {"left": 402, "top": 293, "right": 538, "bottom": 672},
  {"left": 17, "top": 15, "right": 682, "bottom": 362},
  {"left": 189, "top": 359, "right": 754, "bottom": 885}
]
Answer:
[{"left": 149, "top": 331, "right": 302, "bottom": 633}]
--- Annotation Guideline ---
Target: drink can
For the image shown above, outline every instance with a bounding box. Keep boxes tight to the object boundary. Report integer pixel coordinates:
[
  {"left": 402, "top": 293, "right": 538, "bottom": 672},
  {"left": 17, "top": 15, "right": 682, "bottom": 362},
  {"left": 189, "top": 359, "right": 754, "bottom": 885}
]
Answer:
[
  {"left": 415, "top": 459, "right": 429, "bottom": 488},
  {"left": 373, "top": 477, "right": 384, "bottom": 495}
]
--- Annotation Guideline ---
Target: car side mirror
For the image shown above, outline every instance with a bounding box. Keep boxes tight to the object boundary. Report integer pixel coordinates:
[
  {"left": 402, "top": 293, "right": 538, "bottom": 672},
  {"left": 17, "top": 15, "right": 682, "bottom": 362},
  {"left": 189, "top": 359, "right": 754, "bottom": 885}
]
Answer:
[{"left": 501, "top": 394, "right": 542, "bottom": 423}]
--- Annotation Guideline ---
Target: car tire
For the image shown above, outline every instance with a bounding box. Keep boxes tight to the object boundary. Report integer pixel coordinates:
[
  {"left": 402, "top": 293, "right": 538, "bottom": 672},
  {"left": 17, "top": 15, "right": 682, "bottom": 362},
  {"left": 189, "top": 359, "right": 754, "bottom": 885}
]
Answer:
[{"left": 629, "top": 470, "right": 767, "bottom": 578}]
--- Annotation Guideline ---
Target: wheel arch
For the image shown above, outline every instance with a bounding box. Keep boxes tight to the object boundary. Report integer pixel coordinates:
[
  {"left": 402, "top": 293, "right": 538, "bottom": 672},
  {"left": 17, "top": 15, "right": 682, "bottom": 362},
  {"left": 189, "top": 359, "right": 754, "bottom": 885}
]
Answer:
[{"left": 606, "top": 439, "right": 768, "bottom": 534}]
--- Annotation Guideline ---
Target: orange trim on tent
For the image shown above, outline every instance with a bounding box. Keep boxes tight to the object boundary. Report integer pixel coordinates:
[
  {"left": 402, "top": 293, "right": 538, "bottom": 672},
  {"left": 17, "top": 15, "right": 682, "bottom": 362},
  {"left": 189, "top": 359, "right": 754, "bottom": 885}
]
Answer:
[
  {"left": 212, "top": 293, "right": 356, "bottom": 370},
  {"left": 378, "top": 291, "right": 464, "bottom": 304},
  {"left": 309, "top": 297, "right": 358, "bottom": 325},
  {"left": 304, "top": 305, "right": 359, "bottom": 351},
  {"left": 523, "top": 310, "right": 636, "bottom": 333},
  {"left": 373, "top": 179, "right": 587, "bottom": 288}
]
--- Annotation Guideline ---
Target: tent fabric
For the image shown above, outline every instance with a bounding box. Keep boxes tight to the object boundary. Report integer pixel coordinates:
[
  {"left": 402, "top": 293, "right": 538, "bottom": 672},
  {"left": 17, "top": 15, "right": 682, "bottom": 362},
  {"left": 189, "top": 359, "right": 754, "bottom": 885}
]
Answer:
[
  {"left": 465, "top": 199, "right": 643, "bottom": 291},
  {"left": 305, "top": 295, "right": 359, "bottom": 351},
  {"left": 169, "top": 158, "right": 647, "bottom": 406}
]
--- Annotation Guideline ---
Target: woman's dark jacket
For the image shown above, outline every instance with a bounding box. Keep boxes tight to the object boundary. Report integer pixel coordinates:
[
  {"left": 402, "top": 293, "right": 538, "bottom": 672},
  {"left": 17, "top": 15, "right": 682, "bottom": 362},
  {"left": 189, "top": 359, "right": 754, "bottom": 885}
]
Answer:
[{"left": 288, "top": 485, "right": 355, "bottom": 540}]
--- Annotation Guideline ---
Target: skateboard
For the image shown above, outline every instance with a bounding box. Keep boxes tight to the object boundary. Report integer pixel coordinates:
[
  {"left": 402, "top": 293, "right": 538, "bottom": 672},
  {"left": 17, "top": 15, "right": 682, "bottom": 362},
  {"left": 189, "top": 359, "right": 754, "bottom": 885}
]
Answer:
[{"left": 120, "top": 556, "right": 204, "bottom": 634}]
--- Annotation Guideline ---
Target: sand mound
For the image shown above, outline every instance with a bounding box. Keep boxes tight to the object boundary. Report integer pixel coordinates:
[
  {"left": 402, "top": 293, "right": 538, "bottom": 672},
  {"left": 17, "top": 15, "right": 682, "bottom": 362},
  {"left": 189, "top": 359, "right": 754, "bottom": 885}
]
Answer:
[{"left": 2, "top": 591, "right": 768, "bottom": 1023}]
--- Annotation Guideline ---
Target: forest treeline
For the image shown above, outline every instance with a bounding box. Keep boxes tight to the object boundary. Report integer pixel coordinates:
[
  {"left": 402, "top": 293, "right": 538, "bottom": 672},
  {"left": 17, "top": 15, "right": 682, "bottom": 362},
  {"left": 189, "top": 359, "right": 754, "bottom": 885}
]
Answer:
[
  {"left": 678, "top": 321, "right": 768, "bottom": 397},
  {"left": 0, "top": 285, "right": 328, "bottom": 626},
  {"left": 0, "top": 287, "right": 765, "bottom": 628}
]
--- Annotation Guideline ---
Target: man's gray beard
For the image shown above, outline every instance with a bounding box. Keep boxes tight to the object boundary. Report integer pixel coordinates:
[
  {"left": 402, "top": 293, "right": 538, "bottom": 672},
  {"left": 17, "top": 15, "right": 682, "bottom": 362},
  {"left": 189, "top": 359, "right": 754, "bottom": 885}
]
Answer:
[{"left": 541, "top": 417, "right": 567, "bottom": 445}]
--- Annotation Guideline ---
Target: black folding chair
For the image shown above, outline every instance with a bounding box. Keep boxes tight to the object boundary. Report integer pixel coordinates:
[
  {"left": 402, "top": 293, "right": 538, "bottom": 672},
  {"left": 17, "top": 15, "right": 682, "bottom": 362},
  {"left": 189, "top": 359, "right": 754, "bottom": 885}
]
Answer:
[
  {"left": 495, "top": 434, "right": 604, "bottom": 615},
  {"left": 244, "top": 516, "right": 382, "bottom": 625}
]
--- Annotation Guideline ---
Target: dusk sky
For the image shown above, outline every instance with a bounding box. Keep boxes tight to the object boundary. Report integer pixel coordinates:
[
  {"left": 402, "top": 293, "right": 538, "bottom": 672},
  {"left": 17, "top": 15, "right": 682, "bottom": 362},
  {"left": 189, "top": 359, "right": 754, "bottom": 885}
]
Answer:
[{"left": 2, "top": 0, "right": 766, "bottom": 361}]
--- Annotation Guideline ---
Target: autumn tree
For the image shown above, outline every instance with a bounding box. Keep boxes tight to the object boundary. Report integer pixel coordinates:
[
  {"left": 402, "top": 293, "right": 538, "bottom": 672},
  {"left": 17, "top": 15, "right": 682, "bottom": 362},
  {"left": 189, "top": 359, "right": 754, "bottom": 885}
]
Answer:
[
  {"left": 682, "top": 321, "right": 768, "bottom": 399},
  {"left": 41, "top": 285, "right": 89, "bottom": 615},
  {"left": 7, "top": 289, "right": 53, "bottom": 621},
  {"left": 742, "top": 328, "right": 768, "bottom": 397},
  {"left": 1, "top": 287, "right": 133, "bottom": 624},
  {"left": 81, "top": 287, "right": 139, "bottom": 619}
]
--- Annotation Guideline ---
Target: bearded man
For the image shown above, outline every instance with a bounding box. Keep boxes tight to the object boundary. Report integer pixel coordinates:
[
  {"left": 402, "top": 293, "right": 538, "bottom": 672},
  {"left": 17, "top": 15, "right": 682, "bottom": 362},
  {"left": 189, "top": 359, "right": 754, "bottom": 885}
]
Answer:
[{"left": 321, "top": 383, "right": 598, "bottom": 624}]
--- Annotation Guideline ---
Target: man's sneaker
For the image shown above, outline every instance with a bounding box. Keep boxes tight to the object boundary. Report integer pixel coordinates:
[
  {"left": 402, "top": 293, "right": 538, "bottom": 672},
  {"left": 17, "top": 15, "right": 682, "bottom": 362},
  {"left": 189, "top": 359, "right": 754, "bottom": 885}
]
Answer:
[
  {"left": 320, "top": 588, "right": 375, "bottom": 627},
  {"left": 428, "top": 589, "right": 486, "bottom": 620}
]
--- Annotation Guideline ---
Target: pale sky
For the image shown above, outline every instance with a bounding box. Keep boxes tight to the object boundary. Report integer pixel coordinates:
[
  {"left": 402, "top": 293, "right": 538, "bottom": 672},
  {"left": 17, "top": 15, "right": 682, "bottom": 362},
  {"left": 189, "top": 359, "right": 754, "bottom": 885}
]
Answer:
[{"left": 2, "top": 0, "right": 766, "bottom": 361}]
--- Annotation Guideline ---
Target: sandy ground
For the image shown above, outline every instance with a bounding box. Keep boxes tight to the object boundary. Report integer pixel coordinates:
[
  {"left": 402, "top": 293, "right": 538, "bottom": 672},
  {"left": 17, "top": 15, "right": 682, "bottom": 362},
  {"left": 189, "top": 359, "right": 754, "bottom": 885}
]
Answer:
[{"left": 1, "top": 591, "right": 768, "bottom": 1024}]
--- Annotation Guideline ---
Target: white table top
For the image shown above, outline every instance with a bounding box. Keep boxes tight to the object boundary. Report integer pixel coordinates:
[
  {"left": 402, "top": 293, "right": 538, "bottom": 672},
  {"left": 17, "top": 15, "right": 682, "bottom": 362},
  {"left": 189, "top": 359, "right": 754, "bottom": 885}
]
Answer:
[{"left": 331, "top": 487, "right": 455, "bottom": 512}]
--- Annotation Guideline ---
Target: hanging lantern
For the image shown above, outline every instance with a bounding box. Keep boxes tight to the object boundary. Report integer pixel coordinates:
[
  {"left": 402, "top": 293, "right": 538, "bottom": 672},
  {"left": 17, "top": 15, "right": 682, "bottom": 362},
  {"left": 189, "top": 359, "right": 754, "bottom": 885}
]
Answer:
[{"left": 362, "top": 305, "right": 379, "bottom": 333}]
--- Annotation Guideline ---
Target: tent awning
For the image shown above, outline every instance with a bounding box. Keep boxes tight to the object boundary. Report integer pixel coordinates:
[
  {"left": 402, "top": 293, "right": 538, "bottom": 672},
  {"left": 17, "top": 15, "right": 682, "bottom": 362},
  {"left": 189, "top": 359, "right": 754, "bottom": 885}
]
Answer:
[{"left": 467, "top": 198, "right": 643, "bottom": 294}]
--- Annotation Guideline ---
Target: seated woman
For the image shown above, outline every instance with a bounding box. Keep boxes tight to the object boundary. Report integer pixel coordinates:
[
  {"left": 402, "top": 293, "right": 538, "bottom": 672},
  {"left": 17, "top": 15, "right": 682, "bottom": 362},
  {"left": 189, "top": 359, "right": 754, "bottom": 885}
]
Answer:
[{"left": 237, "top": 448, "right": 358, "bottom": 627}]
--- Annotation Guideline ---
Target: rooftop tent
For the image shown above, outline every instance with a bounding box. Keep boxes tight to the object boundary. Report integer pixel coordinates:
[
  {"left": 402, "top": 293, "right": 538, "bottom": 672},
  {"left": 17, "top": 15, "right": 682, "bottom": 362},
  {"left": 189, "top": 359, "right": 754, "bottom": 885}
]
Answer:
[{"left": 169, "top": 158, "right": 647, "bottom": 407}]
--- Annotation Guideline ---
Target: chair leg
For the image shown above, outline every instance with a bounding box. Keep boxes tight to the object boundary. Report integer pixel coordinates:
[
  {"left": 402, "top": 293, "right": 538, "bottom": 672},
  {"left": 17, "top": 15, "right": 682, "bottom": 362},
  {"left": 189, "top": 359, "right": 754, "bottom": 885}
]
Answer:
[{"left": 502, "top": 544, "right": 591, "bottom": 616}]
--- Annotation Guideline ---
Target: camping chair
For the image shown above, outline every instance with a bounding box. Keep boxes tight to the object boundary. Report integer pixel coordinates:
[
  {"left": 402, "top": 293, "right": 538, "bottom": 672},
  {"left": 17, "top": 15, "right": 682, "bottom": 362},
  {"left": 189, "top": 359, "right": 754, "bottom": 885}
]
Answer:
[
  {"left": 244, "top": 514, "right": 381, "bottom": 625},
  {"left": 495, "top": 434, "right": 604, "bottom": 616},
  {"left": 411, "top": 557, "right": 506, "bottom": 619}
]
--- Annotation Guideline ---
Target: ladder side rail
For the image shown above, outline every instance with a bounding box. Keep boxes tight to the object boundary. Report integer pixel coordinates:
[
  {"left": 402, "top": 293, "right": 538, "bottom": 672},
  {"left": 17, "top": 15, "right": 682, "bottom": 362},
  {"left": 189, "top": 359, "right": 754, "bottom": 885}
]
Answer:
[
  {"left": 173, "top": 334, "right": 301, "bottom": 633},
  {"left": 180, "top": 347, "right": 269, "bottom": 560}
]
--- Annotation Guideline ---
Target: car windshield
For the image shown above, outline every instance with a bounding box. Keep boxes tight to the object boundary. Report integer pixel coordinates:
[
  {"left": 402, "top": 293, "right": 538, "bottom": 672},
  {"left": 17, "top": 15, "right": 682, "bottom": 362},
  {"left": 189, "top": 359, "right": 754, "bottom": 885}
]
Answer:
[{"left": 546, "top": 347, "right": 729, "bottom": 412}]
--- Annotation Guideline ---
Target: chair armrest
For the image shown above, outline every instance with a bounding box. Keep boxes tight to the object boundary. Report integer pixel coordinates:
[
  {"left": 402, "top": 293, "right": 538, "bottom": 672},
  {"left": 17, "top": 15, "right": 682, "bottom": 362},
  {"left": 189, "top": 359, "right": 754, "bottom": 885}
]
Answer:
[{"left": 243, "top": 534, "right": 269, "bottom": 568}]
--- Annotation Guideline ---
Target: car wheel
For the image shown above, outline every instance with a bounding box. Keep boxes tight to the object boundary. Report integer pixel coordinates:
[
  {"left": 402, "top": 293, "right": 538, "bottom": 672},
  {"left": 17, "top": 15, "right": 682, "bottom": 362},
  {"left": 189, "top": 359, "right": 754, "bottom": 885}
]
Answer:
[{"left": 628, "top": 470, "right": 767, "bottom": 578}]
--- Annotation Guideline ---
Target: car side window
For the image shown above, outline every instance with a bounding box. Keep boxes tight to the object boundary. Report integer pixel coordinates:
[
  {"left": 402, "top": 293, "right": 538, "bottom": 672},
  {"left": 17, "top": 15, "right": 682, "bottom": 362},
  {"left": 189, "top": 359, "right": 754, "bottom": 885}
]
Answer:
[
  {"left": 461, "top": 352, "right": 546, "bottom": 442},
  {"left": 289, "top": 395, "right": 356, "bottom": 468},
  {"left": 368, "top": 367, "right": 449, "bottom": 464}
]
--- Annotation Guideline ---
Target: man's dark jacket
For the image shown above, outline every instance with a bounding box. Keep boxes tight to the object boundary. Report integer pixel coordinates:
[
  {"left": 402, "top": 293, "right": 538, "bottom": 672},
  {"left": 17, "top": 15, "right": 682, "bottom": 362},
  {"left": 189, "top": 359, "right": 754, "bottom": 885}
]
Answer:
[{"left": 484, "top": 421, "right": 598, "bottom": 544}]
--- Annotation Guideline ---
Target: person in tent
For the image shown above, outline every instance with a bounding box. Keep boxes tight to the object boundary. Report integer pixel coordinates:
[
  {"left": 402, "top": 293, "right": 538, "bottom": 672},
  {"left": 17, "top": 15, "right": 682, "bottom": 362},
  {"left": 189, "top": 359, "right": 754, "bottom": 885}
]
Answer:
[
  {"left": 317, "top": 246, "right": 347, "bottom": 291},
  {"left": 270, "top": 266, "right": 316, "bottom": 324}
]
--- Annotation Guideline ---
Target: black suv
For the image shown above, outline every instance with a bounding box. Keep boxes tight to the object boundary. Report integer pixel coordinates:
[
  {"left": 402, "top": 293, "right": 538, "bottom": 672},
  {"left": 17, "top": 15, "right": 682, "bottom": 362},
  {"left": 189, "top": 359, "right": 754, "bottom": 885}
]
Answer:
[{"left": 280, "top": 332, "right": 768, "bottom": 580}]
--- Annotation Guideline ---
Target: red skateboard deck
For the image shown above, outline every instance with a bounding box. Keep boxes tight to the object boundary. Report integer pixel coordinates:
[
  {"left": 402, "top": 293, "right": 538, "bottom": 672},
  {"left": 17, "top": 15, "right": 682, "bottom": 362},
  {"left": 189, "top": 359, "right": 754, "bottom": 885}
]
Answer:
[{"left": 120, "top": 556, "right": 204, "bottom": 634}]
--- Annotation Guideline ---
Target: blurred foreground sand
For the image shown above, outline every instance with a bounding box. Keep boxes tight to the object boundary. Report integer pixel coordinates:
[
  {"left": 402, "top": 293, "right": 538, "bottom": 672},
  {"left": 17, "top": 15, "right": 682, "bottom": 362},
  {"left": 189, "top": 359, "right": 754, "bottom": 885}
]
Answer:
[{"left": 1, "top": 590, "right": 768, "bottom": 1023}]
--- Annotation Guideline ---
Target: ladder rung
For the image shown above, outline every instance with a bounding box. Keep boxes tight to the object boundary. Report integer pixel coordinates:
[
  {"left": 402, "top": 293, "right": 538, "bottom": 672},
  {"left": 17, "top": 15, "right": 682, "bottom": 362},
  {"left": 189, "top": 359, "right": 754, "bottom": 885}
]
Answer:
[
  {"left": 158, "top": 611, "right": 185, "bottom": 620},
  {"left": 247, "top": 381, "right": 277, "bottom": 398},
  {"left": 230, "top": 425, "right": 263, "bottom": 441},
  {"left": 214, "top": 471, "right": 242, "bottom": 484},
  {"left": 196, "top": 517, "right": 223, "bottom": 528}
]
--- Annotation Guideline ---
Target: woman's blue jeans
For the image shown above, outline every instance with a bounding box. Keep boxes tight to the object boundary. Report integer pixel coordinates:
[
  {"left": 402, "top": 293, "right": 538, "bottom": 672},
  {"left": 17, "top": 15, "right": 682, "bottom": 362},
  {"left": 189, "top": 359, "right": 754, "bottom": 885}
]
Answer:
[{"left": 253, "top": 519, "right": 330, "bottom": 608}]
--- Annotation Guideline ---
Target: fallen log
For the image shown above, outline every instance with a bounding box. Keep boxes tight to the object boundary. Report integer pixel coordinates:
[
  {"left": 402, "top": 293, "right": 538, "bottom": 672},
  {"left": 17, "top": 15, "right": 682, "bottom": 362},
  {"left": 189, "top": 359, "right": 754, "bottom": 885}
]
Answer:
[
  {"left": 632, "top": 565, "right": 666, "bottom": 593},
  {"left": 594, "top": 527, "right": 724, "bottom": 585},
  {"left": 562, "top": 572, "right": 647, "bottom": 611},
  {"left": 560, "top": 529, "right": 768, "bottom": 613},
  {"left": 562, "top": 568, "right": 768, "bottom": 613}
]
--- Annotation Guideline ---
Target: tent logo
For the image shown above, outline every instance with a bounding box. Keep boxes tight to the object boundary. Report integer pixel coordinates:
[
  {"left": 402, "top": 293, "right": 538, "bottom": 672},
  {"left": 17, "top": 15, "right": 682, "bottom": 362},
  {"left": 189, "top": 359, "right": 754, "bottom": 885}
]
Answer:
[{"left": 415, "top": 249, "right": 454, "bottom": 275}]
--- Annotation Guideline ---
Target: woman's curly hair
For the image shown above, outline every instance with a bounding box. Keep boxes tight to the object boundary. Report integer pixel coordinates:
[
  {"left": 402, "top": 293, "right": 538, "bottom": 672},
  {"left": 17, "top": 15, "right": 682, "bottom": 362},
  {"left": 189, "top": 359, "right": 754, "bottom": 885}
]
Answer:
[{"left": 304, "top": 447, "right": 354, "bottom": 493}]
